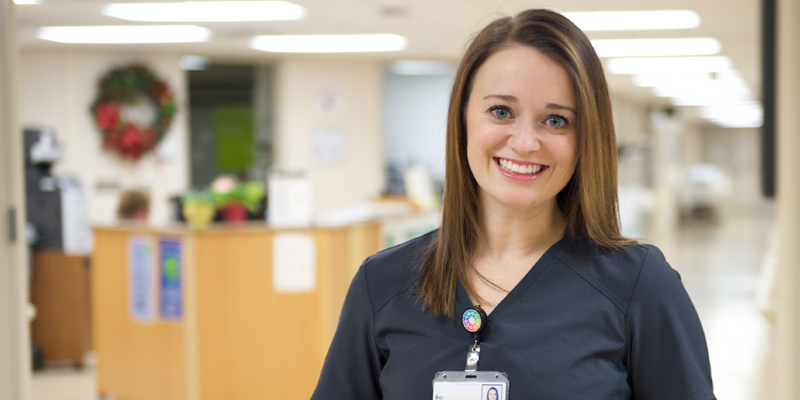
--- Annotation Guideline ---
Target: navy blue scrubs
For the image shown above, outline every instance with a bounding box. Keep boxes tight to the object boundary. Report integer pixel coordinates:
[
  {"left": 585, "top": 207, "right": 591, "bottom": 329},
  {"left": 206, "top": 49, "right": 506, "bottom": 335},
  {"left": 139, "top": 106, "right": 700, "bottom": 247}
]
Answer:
[{"left": 312, "top": 230, "right": 715, "bottom": 400}]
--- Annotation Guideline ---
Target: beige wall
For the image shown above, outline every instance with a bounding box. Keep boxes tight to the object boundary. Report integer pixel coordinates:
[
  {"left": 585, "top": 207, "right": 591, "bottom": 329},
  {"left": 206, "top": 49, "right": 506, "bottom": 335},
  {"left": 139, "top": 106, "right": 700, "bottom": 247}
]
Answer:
[
  {"left": 775, "top": 0, "right": 800, "bottom": 398},
  {"left": 18, "top": 51, "right": 189, "bottom": 226},
  {"left": 0, "top": 1, "right": 31, "bottom": 399},
  {"left": 274, "top": 58, "right": 384, "bottom": 217}
]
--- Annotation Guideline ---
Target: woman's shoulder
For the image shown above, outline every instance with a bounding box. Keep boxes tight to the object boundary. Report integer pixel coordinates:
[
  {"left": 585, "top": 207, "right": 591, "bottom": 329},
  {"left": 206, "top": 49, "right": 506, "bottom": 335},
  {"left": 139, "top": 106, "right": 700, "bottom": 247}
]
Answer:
[
  {"left": 557, "top": 236, "right": 680, "bottom": 312},
  {"left": 357, "top": 229, "right": 438, "bottom": 307}
]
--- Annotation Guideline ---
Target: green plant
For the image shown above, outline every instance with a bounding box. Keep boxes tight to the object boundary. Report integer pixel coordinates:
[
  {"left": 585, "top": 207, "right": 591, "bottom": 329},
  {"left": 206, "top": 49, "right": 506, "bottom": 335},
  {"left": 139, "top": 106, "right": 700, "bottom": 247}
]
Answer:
[{"left": 211, "top": 181, "right": 265, "bottom": 213}]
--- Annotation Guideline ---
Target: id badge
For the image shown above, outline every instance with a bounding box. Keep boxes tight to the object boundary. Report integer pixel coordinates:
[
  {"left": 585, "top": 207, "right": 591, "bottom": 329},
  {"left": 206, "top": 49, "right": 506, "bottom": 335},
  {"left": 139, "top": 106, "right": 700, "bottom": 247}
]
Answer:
[{"left": 432, "top": 371, "right": 509, "bottom": 400}]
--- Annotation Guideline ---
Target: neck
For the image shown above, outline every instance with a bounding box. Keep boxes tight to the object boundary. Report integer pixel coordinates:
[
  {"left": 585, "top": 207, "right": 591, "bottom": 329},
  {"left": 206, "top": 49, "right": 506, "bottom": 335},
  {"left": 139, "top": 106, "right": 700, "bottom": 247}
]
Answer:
[{"left": 477, "top": 196, "right": 567, "bottom": 261}]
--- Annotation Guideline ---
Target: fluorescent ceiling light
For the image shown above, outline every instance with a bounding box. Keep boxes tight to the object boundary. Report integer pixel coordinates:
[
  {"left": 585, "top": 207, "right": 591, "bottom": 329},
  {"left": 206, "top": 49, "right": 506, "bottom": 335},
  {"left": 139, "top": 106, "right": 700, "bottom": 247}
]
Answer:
[
  {"left": 563, "top": 10, "right": 700, "bottom": 31},
  {"left": 607, "top": 56, "right": 732, "bottom": 74},
  {"left": 654, "top": 85, "right": 749, "bottom": 98},
  {"left": 104, "top": 1, "right": 304, "bottom": 22},
  {"left": 591, "top": 38, "right": 720, "bottom": 57},
  {"left": 700, "top": 103, "right": 763, "bottom": 127},
  {"left": 13, "top": 0, "right": 40, "bottom": 4},
  {"left": 669, "top": 94, "right": 754, "bottom": 106},
  {"left": 389, "top": 61, "right": 456, "bottom": 75},
  {"left": 37, "top": 25, "right": 211, "bottom": 44},
  {"left": 250, "top": 34, "right": 407, "bottom": 53},
  {"left": 633, "top": 73, "right": 713, "bottom": 87},
  {"left": 180, "top": 55, "right": 208, "bottom": 70}
]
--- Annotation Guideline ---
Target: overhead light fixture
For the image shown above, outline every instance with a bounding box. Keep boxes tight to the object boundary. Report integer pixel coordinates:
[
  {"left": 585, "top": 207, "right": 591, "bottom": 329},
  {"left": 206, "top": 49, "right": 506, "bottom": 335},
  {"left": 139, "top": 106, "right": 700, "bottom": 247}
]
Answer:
[
  {"left": 654, "top": 85, "right": 750, "bottom": 98},
  {"left": 699, "top": 102, "right": 763, "bottom": 128},
  {"left": 250, "top": 34, "right": 407, "bottom": 53},
  {"left": 389, "top": 61, "right": 456, "bottom": 75},
  {"left": 607, "top": 56, "right": 732, "bottom": 74},
  {"left": 669, "top": 94, "right": 754, "bottom": 106},
  {"left": 591, "top": 38, "right": 720, "bottom": 57},
  {"left": 563, "top": 10, "right": 700, "bottom": 31},
  {"left": 103, "top": 1, "right": 305, "bottom": 22},
  {"left": 37, "top": 25, "right": 211, "bottom": 44},
  {"left": 13, "top": 0, "right": 40, "bottom": 4},
  {"left": 632, "top": 73, "right": 714, "bottom": 87}
]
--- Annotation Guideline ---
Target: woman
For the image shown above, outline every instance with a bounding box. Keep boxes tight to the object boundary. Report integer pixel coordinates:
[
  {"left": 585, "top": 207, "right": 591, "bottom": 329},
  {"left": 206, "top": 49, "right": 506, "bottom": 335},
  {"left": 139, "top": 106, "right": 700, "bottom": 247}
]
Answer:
[
  {"left": 312, "top": 9, "right": 714, "bottom": 400},
  {"left": 487, "top": 387, "right": 499, "bottom": 400}
]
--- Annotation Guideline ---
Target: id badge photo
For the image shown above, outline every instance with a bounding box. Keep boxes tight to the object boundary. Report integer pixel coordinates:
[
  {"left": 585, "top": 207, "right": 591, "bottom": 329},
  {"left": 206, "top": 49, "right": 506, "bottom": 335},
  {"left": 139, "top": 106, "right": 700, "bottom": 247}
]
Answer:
[{"left": 432, "top": 307, "right": 510, "bottom": 400}]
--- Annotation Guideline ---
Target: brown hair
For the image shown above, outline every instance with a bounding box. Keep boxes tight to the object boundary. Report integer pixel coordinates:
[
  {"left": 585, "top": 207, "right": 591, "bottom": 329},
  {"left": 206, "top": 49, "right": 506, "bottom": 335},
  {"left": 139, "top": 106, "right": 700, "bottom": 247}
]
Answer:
[
  {"left": 416, "top": 9, "right": 636, "bottom": 318},
  {"left": 117, "top": 189, "right": 150, "bottom": 220}
]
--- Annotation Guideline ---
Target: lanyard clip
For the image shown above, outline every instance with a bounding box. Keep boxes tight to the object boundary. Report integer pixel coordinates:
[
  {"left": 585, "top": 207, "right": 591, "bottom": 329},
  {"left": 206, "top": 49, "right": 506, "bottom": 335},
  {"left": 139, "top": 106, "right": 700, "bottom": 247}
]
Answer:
[{"left": 465, "top": 334, "right": 480, "bottom": 371}]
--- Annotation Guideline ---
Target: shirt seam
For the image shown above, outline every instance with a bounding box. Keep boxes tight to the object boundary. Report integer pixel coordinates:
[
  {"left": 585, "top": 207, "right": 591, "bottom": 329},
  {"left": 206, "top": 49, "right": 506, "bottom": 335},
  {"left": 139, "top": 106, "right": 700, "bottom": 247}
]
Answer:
[
  {"left": 557, "top": 255, "right": 627, "bottom": 313},
  {"left": 361, "top": 255, "right": 382, "bottom": 360}
]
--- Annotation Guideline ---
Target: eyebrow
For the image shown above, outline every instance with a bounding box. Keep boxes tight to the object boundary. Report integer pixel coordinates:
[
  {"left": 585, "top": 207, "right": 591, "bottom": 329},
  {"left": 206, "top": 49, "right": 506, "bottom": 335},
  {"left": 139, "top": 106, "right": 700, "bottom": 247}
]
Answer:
[{"left": 483, "top": 94, "right": 576, "bottom": 114}]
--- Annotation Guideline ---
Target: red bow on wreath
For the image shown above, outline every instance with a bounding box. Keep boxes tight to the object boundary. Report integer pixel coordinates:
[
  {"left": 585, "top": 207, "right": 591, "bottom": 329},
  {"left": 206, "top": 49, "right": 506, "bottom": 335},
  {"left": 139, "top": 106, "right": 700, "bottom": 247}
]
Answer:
[{"left": 90, "top": 65, "right": 177, "bottom": 161}]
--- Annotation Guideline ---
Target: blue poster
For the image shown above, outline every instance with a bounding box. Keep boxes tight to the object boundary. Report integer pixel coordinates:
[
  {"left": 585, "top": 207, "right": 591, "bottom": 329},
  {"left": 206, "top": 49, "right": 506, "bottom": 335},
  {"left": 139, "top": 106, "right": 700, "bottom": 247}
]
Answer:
[
  {"left": 159, "top": 238, "right": 182, "bottom": 321},
  {"left": 129, "top": 235, "right": 155, "bottom": 324}
]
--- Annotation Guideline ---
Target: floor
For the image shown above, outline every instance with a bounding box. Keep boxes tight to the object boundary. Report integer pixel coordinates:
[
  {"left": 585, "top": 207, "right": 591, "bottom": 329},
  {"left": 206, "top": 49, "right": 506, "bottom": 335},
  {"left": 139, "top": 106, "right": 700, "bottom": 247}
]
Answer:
[{"left": 31, "top": 208, "right": 777, "bottom": 400}]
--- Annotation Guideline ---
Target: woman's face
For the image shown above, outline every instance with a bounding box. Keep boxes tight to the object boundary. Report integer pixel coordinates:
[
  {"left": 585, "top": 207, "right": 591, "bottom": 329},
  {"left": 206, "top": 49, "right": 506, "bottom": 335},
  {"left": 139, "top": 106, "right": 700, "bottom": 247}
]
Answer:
[
  {"left": 465, "top": 45, "right": 578, "bottom": 214},
  {"left": 488, "top": 388, "right": 498, "bottom": 400}
]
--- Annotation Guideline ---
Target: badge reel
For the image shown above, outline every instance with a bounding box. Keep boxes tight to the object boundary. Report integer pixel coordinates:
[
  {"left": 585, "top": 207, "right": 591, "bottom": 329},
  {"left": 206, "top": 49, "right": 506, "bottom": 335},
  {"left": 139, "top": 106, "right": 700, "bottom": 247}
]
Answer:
[{"left": 432, "top": 306, "right": 509, "bottom": 400}]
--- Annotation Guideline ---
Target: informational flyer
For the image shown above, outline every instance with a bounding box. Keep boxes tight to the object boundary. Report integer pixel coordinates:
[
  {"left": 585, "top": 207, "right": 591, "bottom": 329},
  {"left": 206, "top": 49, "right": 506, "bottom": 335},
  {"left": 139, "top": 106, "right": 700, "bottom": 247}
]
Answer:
[
  {"left": 129, "top": 235, "right": 156, "bottom": 324},
  {"left": 272, "top": 232, "right": 317, "bottom": 293},
  {"left": 159, "top": 237, "right": 182, "bottom": 321}
]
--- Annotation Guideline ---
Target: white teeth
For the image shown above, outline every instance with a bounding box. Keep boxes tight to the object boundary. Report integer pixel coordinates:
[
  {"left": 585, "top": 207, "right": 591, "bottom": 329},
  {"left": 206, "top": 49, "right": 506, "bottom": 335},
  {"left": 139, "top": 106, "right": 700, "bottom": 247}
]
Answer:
[{"left": 498, "top": 158, "right": 543, "bottom": 176}]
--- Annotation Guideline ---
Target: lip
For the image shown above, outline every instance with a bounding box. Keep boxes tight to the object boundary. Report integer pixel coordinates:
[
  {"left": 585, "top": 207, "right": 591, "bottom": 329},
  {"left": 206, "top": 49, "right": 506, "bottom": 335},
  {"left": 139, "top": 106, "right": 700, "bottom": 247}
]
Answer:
[{"left": 493, "top": 157, "right": 548, "bottom": 182}]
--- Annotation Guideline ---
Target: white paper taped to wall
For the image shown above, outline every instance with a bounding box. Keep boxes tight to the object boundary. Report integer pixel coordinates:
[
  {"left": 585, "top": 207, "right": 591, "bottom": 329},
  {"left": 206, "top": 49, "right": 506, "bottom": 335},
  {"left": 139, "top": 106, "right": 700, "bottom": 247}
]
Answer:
[{"left": 272, "top": 232, "right": 317, "bottom": 293}]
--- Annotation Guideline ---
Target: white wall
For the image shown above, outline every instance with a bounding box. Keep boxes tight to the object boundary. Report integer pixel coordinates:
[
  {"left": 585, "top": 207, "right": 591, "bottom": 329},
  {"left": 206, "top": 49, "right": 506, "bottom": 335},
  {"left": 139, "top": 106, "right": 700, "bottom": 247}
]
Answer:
[
  {"left": 274, "top": 58, "right": 384, "bottom": 216},
  {"left": 0, "top": 1, "right": 31, "bottom": 399},
  {"left": 18, "top": 51, "right": 189, "bottom": 226},
  {"left": 382, "top": 71, "right": 453, "bottom": 181}
]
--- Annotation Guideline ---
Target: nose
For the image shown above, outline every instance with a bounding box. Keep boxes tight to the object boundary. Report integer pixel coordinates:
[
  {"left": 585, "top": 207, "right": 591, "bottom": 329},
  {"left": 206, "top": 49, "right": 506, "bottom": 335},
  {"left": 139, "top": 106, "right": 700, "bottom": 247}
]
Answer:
[{"left": 507, "top": 118, "right": 541, "bottom": 153}]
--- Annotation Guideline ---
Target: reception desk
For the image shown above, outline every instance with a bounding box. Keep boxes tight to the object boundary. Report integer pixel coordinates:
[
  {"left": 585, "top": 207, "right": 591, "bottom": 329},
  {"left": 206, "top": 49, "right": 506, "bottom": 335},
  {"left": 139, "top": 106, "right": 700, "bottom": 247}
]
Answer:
[{"left": 92, "top": 223, "right": 381, "bottom": 400}]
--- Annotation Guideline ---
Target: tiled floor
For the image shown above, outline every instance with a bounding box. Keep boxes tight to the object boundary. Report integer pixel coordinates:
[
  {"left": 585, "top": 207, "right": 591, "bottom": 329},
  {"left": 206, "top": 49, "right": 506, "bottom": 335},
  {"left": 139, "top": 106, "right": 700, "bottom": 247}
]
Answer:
[{"left": 31, "top": 207, "right": 777, "bottom": 400}]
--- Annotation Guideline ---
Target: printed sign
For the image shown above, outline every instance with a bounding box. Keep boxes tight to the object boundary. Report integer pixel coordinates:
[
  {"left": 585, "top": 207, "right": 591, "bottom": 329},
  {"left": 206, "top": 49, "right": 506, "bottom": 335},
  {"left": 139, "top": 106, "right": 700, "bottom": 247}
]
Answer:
[
  {"left": 273, "top": 232, "right": 317, "bottom": 292},
  {"left": 159, "top": 237, "right": 182, "bottom": 321},
  {"left": 129, "top": 235, "right": 156, "bottom": 324}
]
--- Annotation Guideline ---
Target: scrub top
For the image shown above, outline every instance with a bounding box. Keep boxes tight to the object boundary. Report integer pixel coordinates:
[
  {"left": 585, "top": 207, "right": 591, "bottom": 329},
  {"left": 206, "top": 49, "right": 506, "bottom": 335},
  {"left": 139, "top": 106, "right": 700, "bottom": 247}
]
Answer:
[{"left": 311, "top": 230, "right": 716, "bottom": 400}]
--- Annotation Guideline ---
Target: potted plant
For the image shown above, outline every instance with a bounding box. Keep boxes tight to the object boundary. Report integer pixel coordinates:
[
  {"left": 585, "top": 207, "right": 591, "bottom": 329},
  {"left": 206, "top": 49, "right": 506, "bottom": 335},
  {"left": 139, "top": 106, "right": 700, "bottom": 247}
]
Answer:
[
  {"left": 181, "top": 189, "right": 216, "bottom": 229},
  {"left": 210, "top": 175, "right": 265, "bottom": 224}
]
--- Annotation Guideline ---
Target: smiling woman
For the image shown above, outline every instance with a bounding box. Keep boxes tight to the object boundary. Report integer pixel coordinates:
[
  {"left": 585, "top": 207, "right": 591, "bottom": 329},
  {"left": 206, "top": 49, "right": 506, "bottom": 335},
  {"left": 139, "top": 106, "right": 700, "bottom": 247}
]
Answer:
[{"left": 312, "top": 9, "right": 716, "bottom": 400}]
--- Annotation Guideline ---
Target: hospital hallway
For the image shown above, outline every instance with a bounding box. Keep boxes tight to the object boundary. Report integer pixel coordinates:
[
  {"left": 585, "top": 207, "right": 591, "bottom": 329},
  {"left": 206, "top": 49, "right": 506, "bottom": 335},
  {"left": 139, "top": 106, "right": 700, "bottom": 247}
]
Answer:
[
  {"left": 660, "top": 203, "right": 776, "bottom": 400},
  {"left": 28, "top": 205, "right": 777, "bottom": 400}
]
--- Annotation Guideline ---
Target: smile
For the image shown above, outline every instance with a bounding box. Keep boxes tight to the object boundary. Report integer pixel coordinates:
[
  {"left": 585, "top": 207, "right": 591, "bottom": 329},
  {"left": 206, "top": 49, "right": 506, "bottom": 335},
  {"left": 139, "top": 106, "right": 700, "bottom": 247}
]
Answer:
[{"left": 495, "top": 157, "right": 546, "bottom": 176}]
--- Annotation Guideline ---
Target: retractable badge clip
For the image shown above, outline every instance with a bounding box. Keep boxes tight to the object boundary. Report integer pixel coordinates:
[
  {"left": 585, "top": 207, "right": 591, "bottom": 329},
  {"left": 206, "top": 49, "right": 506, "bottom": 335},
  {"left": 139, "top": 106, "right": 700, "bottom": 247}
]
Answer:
[{"left": 461, "top": 306, "right": 487, "bottom": 372}]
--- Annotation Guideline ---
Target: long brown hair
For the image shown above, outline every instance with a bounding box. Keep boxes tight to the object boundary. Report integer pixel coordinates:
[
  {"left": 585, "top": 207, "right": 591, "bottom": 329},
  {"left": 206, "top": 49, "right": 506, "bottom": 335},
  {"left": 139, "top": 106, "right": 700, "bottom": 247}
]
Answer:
[{"left": 416, "top": 9, "right": 636, "bottom": 318}]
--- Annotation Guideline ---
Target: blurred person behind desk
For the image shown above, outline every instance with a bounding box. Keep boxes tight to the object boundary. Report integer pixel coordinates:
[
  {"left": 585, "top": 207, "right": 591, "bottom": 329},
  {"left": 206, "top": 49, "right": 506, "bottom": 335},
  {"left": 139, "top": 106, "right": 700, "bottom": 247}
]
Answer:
[{"left": 117, "top": 189, "right": 150, "bottom": 222}]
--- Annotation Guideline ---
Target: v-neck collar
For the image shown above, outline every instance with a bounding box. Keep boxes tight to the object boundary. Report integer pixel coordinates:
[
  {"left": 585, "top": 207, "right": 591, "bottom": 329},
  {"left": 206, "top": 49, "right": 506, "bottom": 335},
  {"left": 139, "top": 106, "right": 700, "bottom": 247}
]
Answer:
[{"left": 457, "top": 236, "right": 564, "bottom": 319}]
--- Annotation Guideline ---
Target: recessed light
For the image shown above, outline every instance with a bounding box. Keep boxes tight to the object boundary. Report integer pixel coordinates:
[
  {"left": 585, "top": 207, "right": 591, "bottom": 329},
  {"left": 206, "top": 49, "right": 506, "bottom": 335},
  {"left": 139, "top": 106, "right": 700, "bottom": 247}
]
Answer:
[
  {"left": 250, "top": 34, "right": 407, "bottom": 53},
  {"left": 607, "top": 56, "right": 732, "bottom": 74},
  {"left": 563, "top": 10, "right": 700, "bottom": 31},
  {"left": 632, "top": 73, "right": 714, "bottom": 87},
  {"left": 591, "top": 38, "right": 720, "bottom": 57},
  {"left": 37, "top": 25, "right": 211, "bottom": 44},
  {"left": 103, "top": 1, "right": 305, "bottom": 22},
  {"left": 13, "top": 0, "right": 40, "bottom": 4},
  {"left": 669, "top": 93, "right": 754, "bottom": 106}
]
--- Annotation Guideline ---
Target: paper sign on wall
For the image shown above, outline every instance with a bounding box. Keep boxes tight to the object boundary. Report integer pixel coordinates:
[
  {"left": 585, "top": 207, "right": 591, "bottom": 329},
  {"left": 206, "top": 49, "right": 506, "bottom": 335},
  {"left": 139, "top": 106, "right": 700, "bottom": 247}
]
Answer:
[
  {"left": 268, "top": 170, "right": 313, "bottom": 228},
  {"left": 159, "top": 237, "right": 182, "bottom": 321},
  {"left": 272, "top": 232, "right": 317, "bottom": 293},
  {"left": 129, "top": 235, "right": 156, "bottom": 324}
]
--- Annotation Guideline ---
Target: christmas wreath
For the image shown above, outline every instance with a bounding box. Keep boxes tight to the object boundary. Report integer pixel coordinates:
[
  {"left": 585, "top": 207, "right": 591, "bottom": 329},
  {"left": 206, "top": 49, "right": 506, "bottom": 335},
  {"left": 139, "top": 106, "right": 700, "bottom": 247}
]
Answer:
[{"left": 91, "top": 65, "right": 177, "bottom": 160}]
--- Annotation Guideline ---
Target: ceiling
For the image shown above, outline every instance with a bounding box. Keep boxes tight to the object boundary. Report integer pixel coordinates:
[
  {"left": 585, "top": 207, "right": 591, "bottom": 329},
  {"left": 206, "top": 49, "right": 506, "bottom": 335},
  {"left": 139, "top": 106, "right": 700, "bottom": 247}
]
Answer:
[{"left": 13, "top": 0, "right": 762, "bottom": 115}]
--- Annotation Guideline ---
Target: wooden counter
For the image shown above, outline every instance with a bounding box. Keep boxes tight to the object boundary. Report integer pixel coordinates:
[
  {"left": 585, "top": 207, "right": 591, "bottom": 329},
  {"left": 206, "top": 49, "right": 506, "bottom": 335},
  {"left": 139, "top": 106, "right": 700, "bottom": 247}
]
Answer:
[{"left": 92, "top": 222, "right": 380, "bottom": 400}]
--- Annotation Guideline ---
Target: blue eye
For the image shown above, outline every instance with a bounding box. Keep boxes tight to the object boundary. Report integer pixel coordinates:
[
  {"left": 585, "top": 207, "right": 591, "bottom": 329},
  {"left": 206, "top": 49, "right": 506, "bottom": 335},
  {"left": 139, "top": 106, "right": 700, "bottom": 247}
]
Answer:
[
  {"left": 546, "top": 115, "right": 568, "bottom": 128},
  {"left": 490, "top": 106, "right": 512, "bottom": 119}
]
